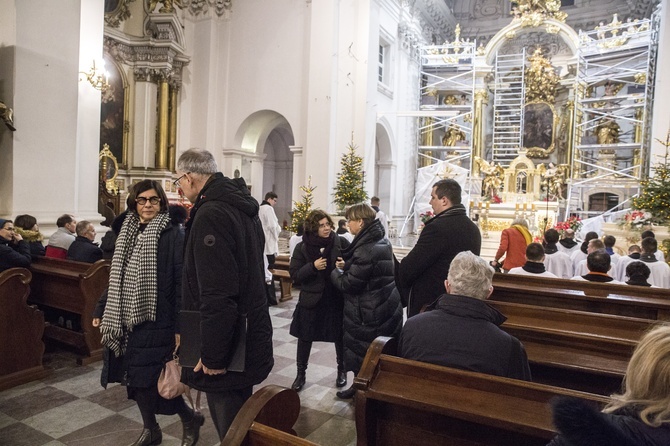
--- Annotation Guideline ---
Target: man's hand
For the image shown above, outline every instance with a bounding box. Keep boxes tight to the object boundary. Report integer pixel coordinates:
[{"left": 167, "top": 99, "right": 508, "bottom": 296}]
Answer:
[
  {"left": 194, "top": 359, "right": 227, "bottom": 375},
  {"left": 335, "top": 257, "right": 345, "bottom": 269}
]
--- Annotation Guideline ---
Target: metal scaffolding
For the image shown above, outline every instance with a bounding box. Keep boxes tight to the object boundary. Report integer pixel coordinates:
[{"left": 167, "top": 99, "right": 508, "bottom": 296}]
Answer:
[{"left": 492, "top": 50, "right": 526, "bottom": 167}]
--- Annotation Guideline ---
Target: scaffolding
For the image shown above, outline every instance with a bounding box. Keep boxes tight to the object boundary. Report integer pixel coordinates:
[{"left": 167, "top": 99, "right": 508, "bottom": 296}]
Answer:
[
  {"left": 492, "top": 50, "right": 526, "bottom": 167},
  {"left": 566, "top": 12, "right": 659, "bottom": 217}
]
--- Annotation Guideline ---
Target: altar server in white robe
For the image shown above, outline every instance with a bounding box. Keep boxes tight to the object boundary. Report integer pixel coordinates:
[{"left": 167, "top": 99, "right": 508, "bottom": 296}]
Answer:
[
  {"left": 509, "top": 243, "right": 558, "bottom": 278},
  {"left": 542, "top": 229, "right": 573, "bottom": 279}
]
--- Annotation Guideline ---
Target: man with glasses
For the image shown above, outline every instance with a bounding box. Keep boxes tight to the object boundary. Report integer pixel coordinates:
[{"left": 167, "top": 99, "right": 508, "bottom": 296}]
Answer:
[
  {"left": 0, "top": 218, "right": 32, "bottom": 272},
  {"left": 175, "top": 149, "right": 274, "bottom": 441},
  {"left": 67, "top": 220, "right": 103, "bottom": 263}
]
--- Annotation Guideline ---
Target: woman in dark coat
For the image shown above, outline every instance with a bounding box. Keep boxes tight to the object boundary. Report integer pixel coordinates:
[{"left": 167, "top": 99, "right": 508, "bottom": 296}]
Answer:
[
  {"left": 93, "top": 180, "right": 203, "bottom": 446},
  {"left": 331, "top": 203, "right": 403, "bottom": 399},
  {"left": 289, "top": 209, "right": 349, "bottom": 392},
  {"left": 548, "top": 324, "right": 670, "bottom": 446},
  {"left": 13, "top": 214, "right": 45, "bottom": 258}
]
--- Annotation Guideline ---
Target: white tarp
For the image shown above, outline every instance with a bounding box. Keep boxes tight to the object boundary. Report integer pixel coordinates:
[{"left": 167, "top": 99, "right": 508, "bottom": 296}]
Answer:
[{"left": 414, "top": 160, "right": 470, "bottom": 228}]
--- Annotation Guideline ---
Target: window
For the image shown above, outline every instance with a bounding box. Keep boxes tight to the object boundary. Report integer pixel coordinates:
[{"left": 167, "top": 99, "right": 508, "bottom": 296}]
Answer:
[{"left": 378, "top": 44, "right": 386, "bottom": 83}]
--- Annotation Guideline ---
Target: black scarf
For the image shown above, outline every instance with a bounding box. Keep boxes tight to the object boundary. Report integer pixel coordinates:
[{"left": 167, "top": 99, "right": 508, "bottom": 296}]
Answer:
[
  {"left": 628, "top": 253, "right": 641, "bottom": 260},
  {"left": 626, "top": 277, "right": 651, "bottom": 287},
  {"left": 582, "top": 273, "right": 614, "bottom": 282},
  {"left": 544, "top": 243, "right": 558, "bottom": 254},
  {"left": 426, "top": 204, "right": 467, "bottom": 226},
  {"left": 260, "top": 200, "right": 271, "bottom": 206},
  {"left": 371, "top": 205, "right": 380, "bottom": 213},
  {"left": 640, "top": 254, "right": 658, "bottom": 263},
  {"left": 302, "top": 231, "right": 336, "bottom": 273},
  {"left": 522, "top": 261, "right": 547, "bottom": 274},
  {"left": 559, "top": 238, "right": 578, "bottom": 249}
]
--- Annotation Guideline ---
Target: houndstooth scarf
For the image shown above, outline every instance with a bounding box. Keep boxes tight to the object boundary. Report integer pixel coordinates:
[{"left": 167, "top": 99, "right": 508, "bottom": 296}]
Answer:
[{"left": 101, "top": 211, "right": 171, "bottom": 357}]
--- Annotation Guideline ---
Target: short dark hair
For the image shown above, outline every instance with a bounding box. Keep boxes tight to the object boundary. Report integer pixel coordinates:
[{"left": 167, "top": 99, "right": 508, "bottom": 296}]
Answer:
[
  {"left": 588, "top": 239, "right": 605, "bottom": 251},
  {"left": 604, "top": 235, "right": 616, "bottom": 248},
  {"left": 544, "top": 228, "right": 559, "bottom": 244},
  {"left": 126, "top": 179, "right": 169, "bottom": 214},
  {"left": 14, "top": 214, "right": 37, "bottom": 231},
  {"left": 628, "top": 245, "right": 641, "bottom": 254},
  {"left": 526, "top": 243, "right": 545, "bottom": 262},
  {"left": 169, "top": 204, "right": 188, "bottom": 226},
  {"left": 338, "top": 219, "right": 347, "bottom": 229},
  {"left": 641, "top": 230, "right": 655, "bottom": 239},
  {"left": 432, "top": 179, "right": 462, "bottom": 205},
  {"left": 584, "top": 231, "right": 599, "bottom": 243},
  {"left": 587, "top": 251, "right": 611, "bottom": 274},
  {"left": 641, "top": 237, "right": 658, "bottom": 254},
  {"left": 371, "top": 196, "right": 380, "bottom": 205},
  {"left": 264, "top": 191, "right": 278, "bottom": 201},
  {"left": 626, "top": 261, "right": 651, "bottom": 280},
  {"left": 56, "top": 214, "right": 75, "bottom": 228},
  {"left": 303, "top": 209, "right": 334, "bottom": 235}
]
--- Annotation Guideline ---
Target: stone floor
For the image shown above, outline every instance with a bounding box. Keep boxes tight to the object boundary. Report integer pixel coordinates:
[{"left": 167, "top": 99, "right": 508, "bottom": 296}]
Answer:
[{"left": 0, "top": 289, "right": 357, "bottom": 446}]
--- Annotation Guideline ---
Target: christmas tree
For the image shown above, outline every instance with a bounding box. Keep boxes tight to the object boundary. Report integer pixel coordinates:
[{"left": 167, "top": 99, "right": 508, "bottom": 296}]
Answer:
[
  {"left": 631, "top": 132, "right": 670, "bottom": 223},
  {"left": 333, "top": 140, "right": 368, "bottom": 209},
  {"left": 289, "top": 177, "right": 315, "bottom": 233}
]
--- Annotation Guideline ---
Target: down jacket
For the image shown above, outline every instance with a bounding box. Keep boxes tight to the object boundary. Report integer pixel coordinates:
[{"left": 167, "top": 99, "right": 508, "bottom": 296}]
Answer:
[{"left": 331, "top": 219, "right": 403, "bottom": 374}]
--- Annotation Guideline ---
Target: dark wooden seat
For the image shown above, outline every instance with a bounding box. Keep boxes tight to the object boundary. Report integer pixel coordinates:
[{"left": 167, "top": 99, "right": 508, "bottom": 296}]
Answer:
[
  {"left": 354, "top": 336, "right": 609, "bottom": 446},
  {"left": 29, "top": 257, "right": 110, "bottom": 364},
  {"left": 491, "top": 272, "right": 670, "bottom": 321},
  {"left": 273, "top": 254, "right": 290, "bottom": 271},
  {"left": 270, "top": 269, "right": 292, "bottom": 302},
  {"left": 222, "top": 385, "right": 318, "bottom": 446},
  {"left": 0, "top": 268, "right": 49, "bottom": 391}
]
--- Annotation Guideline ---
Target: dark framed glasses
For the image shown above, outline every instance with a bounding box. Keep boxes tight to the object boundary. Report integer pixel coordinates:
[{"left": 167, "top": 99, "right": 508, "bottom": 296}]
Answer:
[
  {"left": 173, "top": 172, "right": 190, "bottom": 188},
  {"left": 136, "top": 196, "right": 161, "bottom": 205}
]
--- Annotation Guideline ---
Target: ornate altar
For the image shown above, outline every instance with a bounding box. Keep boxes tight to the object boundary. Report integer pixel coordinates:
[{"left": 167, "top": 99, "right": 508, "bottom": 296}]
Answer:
[{"left": 99, "top": 144, "right": 121, "bottom": 226}]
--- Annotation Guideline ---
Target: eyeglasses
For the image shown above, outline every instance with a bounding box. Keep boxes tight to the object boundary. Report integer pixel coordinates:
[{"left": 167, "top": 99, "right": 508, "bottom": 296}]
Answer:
[
  {"left": 173, "top": 172, "right": 190, "bottom": 188},
  {"left": 136, "top": 196, "right": 161, "bottom": 205}
]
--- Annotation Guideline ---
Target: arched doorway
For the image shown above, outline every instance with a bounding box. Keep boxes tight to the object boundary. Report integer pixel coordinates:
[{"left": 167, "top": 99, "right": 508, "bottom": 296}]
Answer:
[{"left": 375, "top": 119, "right": 395, "bottom": 217}]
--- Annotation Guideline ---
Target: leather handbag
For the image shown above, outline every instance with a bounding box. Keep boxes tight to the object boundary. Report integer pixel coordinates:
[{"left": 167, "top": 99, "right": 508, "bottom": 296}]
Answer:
[{"left": 158, "top": 356, "right": 189, "bottom": 399}]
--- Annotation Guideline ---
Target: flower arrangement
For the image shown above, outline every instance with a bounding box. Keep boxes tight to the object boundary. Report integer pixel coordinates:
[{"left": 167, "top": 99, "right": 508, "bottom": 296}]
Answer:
[
  {"left": 490, "top": 194, "right": 503, "bottom": 204},
  {"left": 618, "top": 210, "right": 653, "bottom": 232},
  {"left": 554, "top": 215, "right": 582, "bottom": 236},
  {"left": 419, "top": 210, "right": 434, "bottom": 225}
]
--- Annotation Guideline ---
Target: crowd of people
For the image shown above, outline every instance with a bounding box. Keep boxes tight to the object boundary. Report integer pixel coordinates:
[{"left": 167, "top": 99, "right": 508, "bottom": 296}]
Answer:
[{"left": 3, "top": 157, "right": 670, "bottom": 444}]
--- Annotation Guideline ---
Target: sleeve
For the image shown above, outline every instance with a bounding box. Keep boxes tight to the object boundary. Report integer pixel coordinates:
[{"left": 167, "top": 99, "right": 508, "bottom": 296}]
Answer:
[
  {"left": 495, "top": 229, "right": 509, "bottom": 262},
  {"left": 191, "top": 208, "right": 241, "bottom": 369},
  {"left": 172, "top": 228, "right": 184, "bottom": 333},
  {"left": 331, "top": 249, "right": 373, "bottom": 294},
  {"left": 508, "top": 338, "right": 532, "bottom": 382},
  {"left": 93, "top": 289, "right": 108, "bottom": 318},
  {"left": 289, "top": 243, "right": 318, "bottom": 286},
  {"left": 2, "top": 241, "right": 32, "bottom": 268},
  {"left": 398, "top": 224, "right": 443, "bottom": 288}
]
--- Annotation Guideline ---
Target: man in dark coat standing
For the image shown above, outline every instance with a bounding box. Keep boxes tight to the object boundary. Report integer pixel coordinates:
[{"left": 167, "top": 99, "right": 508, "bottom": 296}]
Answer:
[
  {"left": 176, "top": 149, "right": 274, "bottom": 441},
  {"left": 398, "top": 251, "right": 531, "bottom": 381},
  {"left": 398, "top": 179, "right": 481, "bottom": 317},
  {"left": 67, "top": 220, "right": 103, "bottom": 263}
]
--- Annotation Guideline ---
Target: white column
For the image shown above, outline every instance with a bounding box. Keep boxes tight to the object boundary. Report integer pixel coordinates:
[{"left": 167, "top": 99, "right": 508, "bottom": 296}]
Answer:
[
  {"left": 651, "top": 1, "right": 670, "bottom": 162},
  {"left": 290, "top": 146, "right": 305, "bottom": 202},
  {"left": 132, "top": 80, "right": 159, "bottom": 169}
]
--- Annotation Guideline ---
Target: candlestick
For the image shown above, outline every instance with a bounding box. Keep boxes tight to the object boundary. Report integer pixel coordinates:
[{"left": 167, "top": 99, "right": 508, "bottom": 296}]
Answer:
[
  {"left": 486, "top": 201, "right": 490, "bottom": 210},
  {"left": 523, "top": 203, "right": 527, "bottom": 211},
  {"left": 532, "top": 203, "right": 536, "bottom": 211},
  {"left": 478, "top": 202, "right": 482, "bottom": 210},
  {"left": 515, "top": 203, "right": 520, "bottom": 211}
]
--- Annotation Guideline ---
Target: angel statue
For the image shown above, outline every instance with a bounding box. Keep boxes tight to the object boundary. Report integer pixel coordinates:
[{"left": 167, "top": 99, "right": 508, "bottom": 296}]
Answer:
[
  {"left": 538, "top": 163, "right": 569, "bottom": 200},
  {"left": 475, "top": 157, "right": 504, "bottom": 200}
]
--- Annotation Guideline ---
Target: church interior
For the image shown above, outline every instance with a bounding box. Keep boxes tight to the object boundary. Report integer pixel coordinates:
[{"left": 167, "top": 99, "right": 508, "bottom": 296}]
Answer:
[{"left": 2, "top": 0, "right": 670, "bottom": 445}]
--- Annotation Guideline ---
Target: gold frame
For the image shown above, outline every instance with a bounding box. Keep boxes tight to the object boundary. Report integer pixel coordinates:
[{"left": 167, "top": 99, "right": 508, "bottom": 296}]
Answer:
[
  {"left": 523, "top": 100, "right": 559, "bottom": 158},
  {"left": 99, "top": 144, "right": 120, "bottom": 195},
  {"left": 105, "top": 0, "right": 135, "bottom": 28}
]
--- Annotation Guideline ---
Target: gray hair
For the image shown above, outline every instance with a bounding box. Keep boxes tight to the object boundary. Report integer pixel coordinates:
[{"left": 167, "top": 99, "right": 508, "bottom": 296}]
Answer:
[
  {"left": 177, "top": 149, "right": 218, "bottom": 175},
  {"left": 447, "top": 251, "right": 494, "bottom": 300},
  {"left": 511, "top": 218, "right": 528, "bottom": 228}
]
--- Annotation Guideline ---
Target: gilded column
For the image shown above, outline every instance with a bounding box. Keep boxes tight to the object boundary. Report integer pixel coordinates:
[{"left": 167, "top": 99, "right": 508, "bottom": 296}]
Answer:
[
  {"left": 168, "top": 85, "right": 178, "bottom": 172},
  {"left": 156, "top": 77, "right": 169, "bottom": 170},
  {"left": 472, "top": 89, "right": 489, "bottom": 176},
  {"left": 420, "top": 117, "right": 434, "bottom": 167},
  {"left": 564, "top": 100, "right": 575, "bottom": 177}
]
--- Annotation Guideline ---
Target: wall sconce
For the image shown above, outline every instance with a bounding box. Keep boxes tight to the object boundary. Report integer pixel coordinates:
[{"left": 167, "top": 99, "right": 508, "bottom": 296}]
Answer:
[{"left": 80, "top": 60, "right": 110, "bottom": 92}]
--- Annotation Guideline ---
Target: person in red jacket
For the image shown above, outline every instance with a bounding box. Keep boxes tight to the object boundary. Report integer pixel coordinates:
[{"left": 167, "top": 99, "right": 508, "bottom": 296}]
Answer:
[{"left": 492, "top": 218, "right": 532, "bottom": 273}]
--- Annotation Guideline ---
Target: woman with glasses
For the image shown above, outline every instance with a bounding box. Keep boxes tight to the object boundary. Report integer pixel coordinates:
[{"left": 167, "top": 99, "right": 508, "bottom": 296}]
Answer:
[
  {"left": 289, "top": 209, "right": 349, "bottom": 392},
  {"left": 331, "top": 203, "right": 403, "bottom": 399},
  {"left": 0, "top": 218, "right": 32, "bottom": 273},
  {"left": 93, "top": 180, "right": 203, "bottom": 446}
]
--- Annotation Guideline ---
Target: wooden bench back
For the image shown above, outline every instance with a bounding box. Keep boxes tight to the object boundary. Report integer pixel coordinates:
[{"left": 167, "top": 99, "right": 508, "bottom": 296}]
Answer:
[
  {"left": 491, "top": 273, "right": 670, "bottom": 320},
  {"left": 222, "top": 385, "right": 317, "bottom": 446},
  {"left": 0, "top": 268, "right": 49, "bottom": 390},
  {"left": 354, "top": 337, "right": 609, "bottom": 446}
]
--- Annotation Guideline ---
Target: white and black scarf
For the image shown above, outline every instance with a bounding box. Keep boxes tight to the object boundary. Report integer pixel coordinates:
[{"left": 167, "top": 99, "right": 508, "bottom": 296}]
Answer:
[{"left": 101, "top": 211, "right": 171, "bottom": 357}]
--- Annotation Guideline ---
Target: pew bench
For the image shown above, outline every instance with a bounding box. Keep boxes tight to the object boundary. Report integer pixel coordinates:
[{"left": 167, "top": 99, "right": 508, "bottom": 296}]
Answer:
[
  {"left": 270, "top": 269, "right": 293, "bottom": 302},
  {"left": 222, "top": 385, "right": 318, "bottom": 446},
  {"left": 354, "top": 336, "right": 609, "bottom": 446},
  {"left": 273, "top": 254, "right": 290, "bottom": 271},
  {"left": 0, "top": 268, "right": 49, "bottom": 391},
  {"left": 491, "top": 273, "right": 670, "bottom": 321},
  {"left": 28, "top": 257, "right": 110, "bottom": 365}
]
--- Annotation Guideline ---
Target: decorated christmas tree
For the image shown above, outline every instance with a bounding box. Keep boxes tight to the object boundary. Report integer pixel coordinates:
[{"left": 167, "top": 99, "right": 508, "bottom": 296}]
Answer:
[
  {"left": 631, "top": 132, "right": 670, "bottom": 224},
  {"left": 333, "top": 139, "right": 368, "bottom": 209},
  {"left": 288, "top": 177, "right": 315, "bottom": 233}
]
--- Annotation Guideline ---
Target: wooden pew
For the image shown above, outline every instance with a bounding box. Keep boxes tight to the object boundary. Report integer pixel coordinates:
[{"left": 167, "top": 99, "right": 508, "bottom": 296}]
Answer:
[
  {"left": 273, "top": 254, "right": 290, "bottom": 271},
  {"left": 0, "top": 268, "right": 50, "bottom": 391},
  {"left": 491, "top": 273, "right": 670, "bottom": 321},
  {"left": 222, "top": 385, "right": 318, "bottom": 446},
  {"left": 354, "top": 336, "right": 609, "bottom": 446},
  {"left": 28, "top": 257, "right": 110, "bottom": 365},
  {"left": 269, "top": 269, "right": 293, "bottom": 302}
]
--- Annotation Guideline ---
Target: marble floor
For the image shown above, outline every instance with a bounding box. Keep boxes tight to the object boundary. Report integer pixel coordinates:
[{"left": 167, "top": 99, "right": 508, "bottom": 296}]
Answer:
[{"left": 0, "top": 289, "right": 357, "bottom": 446}]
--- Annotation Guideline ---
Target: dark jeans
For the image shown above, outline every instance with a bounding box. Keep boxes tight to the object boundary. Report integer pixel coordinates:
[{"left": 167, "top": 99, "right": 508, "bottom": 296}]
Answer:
[
  {"left": 206, "top": 386, "right": 253, "bottom": 440},
  {"left": 266, "top": 254, "right": 276, "bottom": 269}
]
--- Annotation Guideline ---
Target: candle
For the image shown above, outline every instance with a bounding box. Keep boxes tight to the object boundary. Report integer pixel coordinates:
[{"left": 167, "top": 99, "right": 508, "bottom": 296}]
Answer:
[
  {"left": 478, "top": 202, "right": 482, "bottom": 209},
  {"left": 532, "top": 203, "right": 536, "bottom": 211},
  {"left": 469, "top": 200, "right": 474, "bottom": 209},
  {"left": 486, "top": 201, "right": 490, "bottom": 209},
  {"left": 523, "top": 203, "right": 527, "bottom": 211},
  {"left": 515, "top": 203, "right": 520, "bottom": 211}
]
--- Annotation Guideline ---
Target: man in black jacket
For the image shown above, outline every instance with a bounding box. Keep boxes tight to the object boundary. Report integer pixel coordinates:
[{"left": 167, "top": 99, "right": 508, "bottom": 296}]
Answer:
[
  {"left": 0, "top": 218, "right": 32, "bottom": 272},
  {"left": 176, "top": 149, "right": 274, "bottom": 441},
  {"left": 398, "top": 251, "right": 531, "bottom": 381},
  {"left": 398, "top": 179, "right": 481, "bottom": 317},
  {"left": 67, "top": 221, "right": 103, "bottom": 263}
]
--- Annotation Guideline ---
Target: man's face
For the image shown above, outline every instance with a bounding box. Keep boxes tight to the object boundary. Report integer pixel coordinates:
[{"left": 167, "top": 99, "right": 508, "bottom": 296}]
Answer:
[
  {"left": 65, "top": 218, "right": 77, "bottom": 234},
  {"left": 0, "top": 222, "right": 15, "bottom": 240},
  {"left": 587, "top": 240, "right": 599, "bottom": 254},
  {"left": 176, "top": 171, "right": 198, "bottom": 204},
  {"left": 84, "top": 225, "right": 96, "bottom": 242},
  {"left": 429, "top": 186, "right": 449, "bottom": 214},
  {"left": 268, "top": 197, "right": 277, "bottom": 207}
]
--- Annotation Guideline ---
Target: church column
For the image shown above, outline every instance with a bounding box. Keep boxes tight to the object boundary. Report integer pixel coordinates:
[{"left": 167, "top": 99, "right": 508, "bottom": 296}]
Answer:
[
  {"left": 290, "top": 146, "right": 305, "bottom": 200},
  {"left": 472, "top": 89, "right": 489, "bottom": 176},
  {"left": 131, "top": 70, "right": 159, "bottom": 169},
  {"left": 651, "top": 0, "right": 670, "bottom": 162},
  {"left": 168, "top": 85, "right": 179, "bottom": 172},
  {"left": 156, "top": 76, "right": 170, "bottom": 170}
]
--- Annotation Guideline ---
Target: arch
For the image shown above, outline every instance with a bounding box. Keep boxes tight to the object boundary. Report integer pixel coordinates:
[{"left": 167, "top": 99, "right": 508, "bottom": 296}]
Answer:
[
  {"left": 375, "top": 117, "right": 395, "bottom": 218},
  {"left": 234, "top": 110, "right": 295, "bottom": 225}
]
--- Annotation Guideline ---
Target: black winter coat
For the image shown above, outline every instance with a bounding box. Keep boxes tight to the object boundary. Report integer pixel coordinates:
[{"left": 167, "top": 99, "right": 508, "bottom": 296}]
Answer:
[
  {"left": 181, "top": 173, "right": 273, "bottom": 392},
  {"left": 331, "top": 220, "right": 403, "bottom": 373},
  {"left": 95, "top": 221, "right": 184, "bottom": 389},
  {"left": 547, "top": 396, "right": 670, "bottom": 446},
  {"left": 398, "top": 204, "right": 481, "bottom": 317},
  {"left": 0, "top": 237, "right": 31, "bottom": 273},
  {"left": 398, "top": 293, "right": 531, "bottom": 381},
  {"left": 67, "top": 236, "right": 103, "bottom": 263}
]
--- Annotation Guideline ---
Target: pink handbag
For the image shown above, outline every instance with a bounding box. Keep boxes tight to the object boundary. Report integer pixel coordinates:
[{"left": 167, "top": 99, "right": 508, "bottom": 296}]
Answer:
[{"left": 158, "top": 358, "right": 189, "bottom": 399}]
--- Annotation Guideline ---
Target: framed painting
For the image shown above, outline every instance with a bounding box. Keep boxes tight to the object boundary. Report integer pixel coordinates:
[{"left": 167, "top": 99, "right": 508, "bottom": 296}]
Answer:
[
  {"left": 522, "top": 100, "right": 558, "bottom": 157},
  {"left": 99, "top": 56, "right": 128, "bottom": 168}
]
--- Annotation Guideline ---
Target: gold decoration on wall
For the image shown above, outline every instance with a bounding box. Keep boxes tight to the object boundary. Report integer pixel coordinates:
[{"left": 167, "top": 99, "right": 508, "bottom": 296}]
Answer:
[
  {"left": 505, "top": 31, "right": 517, "bottom": 40},
  {"left": 593, "top": 14, "right": 651, "bottom": 50},
  {"left": 475, "top": 157, "right": 505, "bottom": 200},
  {"left": 511, "top": 0, "right": 567, "bottom": 27},
  {"left": 105, "top": 0, "right": 137, "bottom": 28},
  {"left": 634, "top": 73, "right": 647, "bottom": 85},
  {"left": 523, "top": 49, "right": 560, "bottom": 158},
  {"left": 443, "top": 95, "right": 460, "bottom": 106},
  {"left": 442, "top": 124, "right": 466, "bottom": 147},
  {"left": 545, "top": 24, "right": 561, "bottom": 34},
  {"left": 538, "top": 163, "right": 569, "bottom": 200},
  {"left": 476, "top": 44, "right": 486, "bottom": 56},
  {"left": 525, "top": 48, "right": 559, "bottom": 103}
]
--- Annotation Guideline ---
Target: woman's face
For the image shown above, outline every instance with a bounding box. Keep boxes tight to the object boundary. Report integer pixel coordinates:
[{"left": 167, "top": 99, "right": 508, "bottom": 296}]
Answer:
[
  {"left": 348, "top": 218, "right": 362, "bottom": 236},
  {"left": 317, "top": 218, "right": 331, "bottom": 238},
  {"left": 136, "top": 188, "right": 161, "bottom": 223}
]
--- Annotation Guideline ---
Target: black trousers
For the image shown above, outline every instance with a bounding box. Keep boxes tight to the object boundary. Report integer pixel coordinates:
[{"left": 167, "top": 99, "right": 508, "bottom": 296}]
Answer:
[
  {"left": 206, "top": 386, "right": 253, "bottom": 440},
  {"left": 266, "top": 254, "right": 276, "bottom": 269}
]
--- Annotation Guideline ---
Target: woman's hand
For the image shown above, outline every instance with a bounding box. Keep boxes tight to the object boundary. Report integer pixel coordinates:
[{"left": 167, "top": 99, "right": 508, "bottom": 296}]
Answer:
[
  {"left": 335, "top": 257, "right": 345, "bottom": 269},
  {"left": 92, "top": 318, "right": 101, "bottom": 327},
  {"left": 314, "top": 257, "right": 327, "bottom": 270}
]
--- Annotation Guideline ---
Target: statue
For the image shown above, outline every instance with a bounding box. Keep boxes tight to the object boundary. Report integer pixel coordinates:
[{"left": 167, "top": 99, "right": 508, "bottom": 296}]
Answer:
[
  {"left": 475, "top": 157, "right": 504, "bottom": 200},
  {"left": 0, "top": 101, "right": 15, "bottom": 131},
  {"left": 595, "top": 118, "right": 620, "bottom": 145},
  {"left": 538, "top": 163, "right": 568, "bottom": 200},
  {"left": 442, "top": 124, "right": 465, "bottom": 147},
  {"left": 525, "top": 48, "right": 559, "bottom": 103}
]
